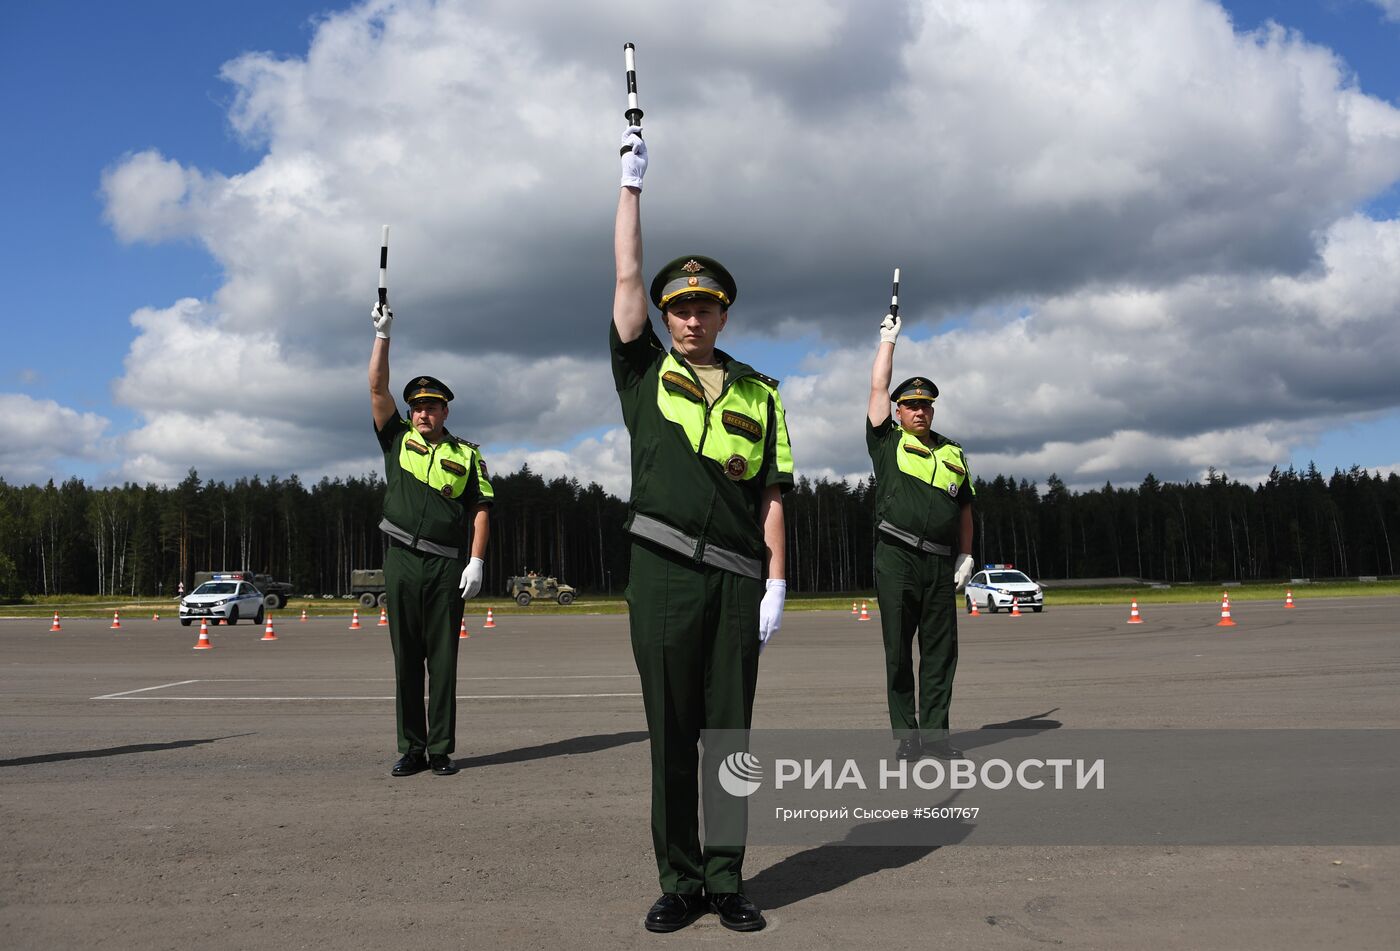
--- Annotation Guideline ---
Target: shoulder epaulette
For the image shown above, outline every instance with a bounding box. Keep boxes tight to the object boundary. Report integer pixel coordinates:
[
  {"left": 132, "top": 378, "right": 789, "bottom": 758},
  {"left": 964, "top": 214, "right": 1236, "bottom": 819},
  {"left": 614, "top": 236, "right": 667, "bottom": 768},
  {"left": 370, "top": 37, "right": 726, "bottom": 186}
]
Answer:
[{"left": 752, "top": 372, "right": 780, "bottom": 388}]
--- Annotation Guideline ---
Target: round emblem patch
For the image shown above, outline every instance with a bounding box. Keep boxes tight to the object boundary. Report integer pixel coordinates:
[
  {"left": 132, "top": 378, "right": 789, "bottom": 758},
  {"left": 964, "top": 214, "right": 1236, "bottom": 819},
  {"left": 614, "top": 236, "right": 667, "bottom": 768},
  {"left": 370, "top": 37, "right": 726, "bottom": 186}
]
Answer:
[
  {"left": 441, "top": 484, "right": 454, "bottom": 497},
  {"left": 947, "top": 481, "right": 959, "bottom": 498},
  {"left": 724, "top": 454, "right": 748, "bottom": 480}
]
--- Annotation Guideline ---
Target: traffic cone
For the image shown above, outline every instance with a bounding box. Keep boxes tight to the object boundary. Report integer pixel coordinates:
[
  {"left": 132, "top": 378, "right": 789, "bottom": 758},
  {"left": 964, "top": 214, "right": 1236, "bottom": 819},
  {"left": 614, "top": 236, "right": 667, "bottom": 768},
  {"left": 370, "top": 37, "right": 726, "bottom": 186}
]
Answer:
[
  {"left": 1284, "top": 590, "right": 1295, "bottom": 609},
  {"left": 50, "top": 612, "right": 62, "bottom": 631},
  {"left": 1127, "top": 599, "right": 1143, "bottom": 624},
  {"left": 1010, "top": 597, "right": 1023, "bottom": 617},
  {"left": 377, "top": 606, "right": 388, "bottom": 627},
  {"left": 261, "top": 614, "right": 277, "bottom": 641},
  {"left": 459, "top": 616, "right": 470, "bottom": 639},
  {"left": 193, "top": 618, "right": 213, "bottom": 650},
  {"left": 349, "top": 609, "right": 362, "bottom": 630},
  {"left": 218, "top": 616, "right": 227, "bottom": 625},
  {"left": 300, "top": 608, "right": 308, "bottom": 622},
  {"left": 851, "top": 601, "right": 858, "bottom": 617},
  {"left": 1217, "top": 593, "right": 1236, "bottom": 627},
  {"left": 858, "top": 601, "right": 872, "bottom": 622},
  {"left": 110, "top": 610, "right": 122, "bottom": 630},
  {"left": 484, "top": 608, "right": 496, "bottom": 629},
  {"left": 968, "top": 598, "right": 980, "bottom": 617}
]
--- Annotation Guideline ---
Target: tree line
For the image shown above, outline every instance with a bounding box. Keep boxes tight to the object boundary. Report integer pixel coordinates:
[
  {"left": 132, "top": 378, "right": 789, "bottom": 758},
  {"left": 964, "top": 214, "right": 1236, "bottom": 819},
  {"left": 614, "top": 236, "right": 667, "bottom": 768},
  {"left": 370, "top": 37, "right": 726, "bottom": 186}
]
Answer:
[{"left": 0, "top": 462, "right": 1395, "bottom": 600}]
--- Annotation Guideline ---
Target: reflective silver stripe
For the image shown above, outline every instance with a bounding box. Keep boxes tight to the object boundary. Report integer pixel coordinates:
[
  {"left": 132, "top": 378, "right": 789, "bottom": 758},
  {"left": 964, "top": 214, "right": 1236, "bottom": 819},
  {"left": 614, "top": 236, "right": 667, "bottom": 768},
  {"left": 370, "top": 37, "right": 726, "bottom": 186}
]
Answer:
[
  {"left": 878, "top": 519, "right": 951, "bottom": 557},
  {"left": 629, "top": 513, "right": 762, "bottom": 579},
  {"left": 378, "top": 517, "right": 462, "bottom": 559}
]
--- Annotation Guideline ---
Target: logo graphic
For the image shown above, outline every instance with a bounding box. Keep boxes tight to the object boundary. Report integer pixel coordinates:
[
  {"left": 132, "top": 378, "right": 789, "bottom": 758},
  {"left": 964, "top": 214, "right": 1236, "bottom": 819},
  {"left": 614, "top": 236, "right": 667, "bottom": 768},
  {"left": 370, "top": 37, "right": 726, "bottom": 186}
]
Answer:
[{"left": 717, "top": 751, "right": 764, "bottom": 798}]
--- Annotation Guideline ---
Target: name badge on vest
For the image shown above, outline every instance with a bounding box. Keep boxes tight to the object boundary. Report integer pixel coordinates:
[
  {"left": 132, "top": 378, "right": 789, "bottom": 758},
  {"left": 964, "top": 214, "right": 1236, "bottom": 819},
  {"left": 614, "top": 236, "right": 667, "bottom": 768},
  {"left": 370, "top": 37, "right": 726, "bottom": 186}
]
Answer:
[{"left": 725, "top": 454, "right": 748, "bottom": 480}]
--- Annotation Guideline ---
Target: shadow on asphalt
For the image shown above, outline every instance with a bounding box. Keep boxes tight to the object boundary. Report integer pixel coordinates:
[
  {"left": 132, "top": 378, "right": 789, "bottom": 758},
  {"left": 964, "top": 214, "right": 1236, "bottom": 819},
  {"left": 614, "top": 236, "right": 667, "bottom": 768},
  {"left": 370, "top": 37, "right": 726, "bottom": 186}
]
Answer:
[
  {"left": 0, "top": 733, "right": 257, "bottom": 768},
  {"left": 452, "top": 730, "right": 648, "bottom": 769},
  {"left": 750, "top": 710, "right": 1064, "bottom": 909}
]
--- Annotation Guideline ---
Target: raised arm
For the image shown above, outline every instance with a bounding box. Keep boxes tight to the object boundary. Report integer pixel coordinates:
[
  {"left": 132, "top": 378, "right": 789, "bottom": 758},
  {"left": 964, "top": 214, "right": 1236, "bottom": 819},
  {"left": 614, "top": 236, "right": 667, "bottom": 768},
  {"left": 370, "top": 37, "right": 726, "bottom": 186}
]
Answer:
[
  {"left": 867, "top": 314, "right": 900, "bottom": 427},
  {"left": 613, "top": 126, "right": 649, "bottom": 343},
  {"left": 369, "top": 303, "right": 396, "bottom": 430}
]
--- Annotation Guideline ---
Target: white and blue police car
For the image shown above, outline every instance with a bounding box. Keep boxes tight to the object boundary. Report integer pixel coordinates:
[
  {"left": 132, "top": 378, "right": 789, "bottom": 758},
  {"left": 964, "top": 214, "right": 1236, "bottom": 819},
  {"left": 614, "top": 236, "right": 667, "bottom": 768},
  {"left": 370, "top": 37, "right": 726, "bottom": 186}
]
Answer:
[
  {"left": 179, "top": 573, "right": 267, "bottom": 627},
  {"left": 965, "top": 564, "right": 1044, "bottom": 614}
]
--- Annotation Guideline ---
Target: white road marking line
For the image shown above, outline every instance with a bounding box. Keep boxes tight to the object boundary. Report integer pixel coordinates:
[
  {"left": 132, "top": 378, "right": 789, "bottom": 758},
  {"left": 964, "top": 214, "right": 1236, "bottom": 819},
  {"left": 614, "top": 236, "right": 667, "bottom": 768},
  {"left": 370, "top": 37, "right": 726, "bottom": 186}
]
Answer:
[
  {"left": 91, "top": 680, "right": 199, "bottom": 700},
  {"left": 94, "top": 692, "right": 644, "bottom": 701}
]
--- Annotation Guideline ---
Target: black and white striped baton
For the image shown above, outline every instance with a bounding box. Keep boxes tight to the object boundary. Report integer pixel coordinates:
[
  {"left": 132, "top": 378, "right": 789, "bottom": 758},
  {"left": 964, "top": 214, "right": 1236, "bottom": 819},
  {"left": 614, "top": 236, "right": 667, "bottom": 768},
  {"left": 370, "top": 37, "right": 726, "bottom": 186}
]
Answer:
[
  {"left": 620, "top": 42, "right": 644, "bottom": 155},
  {"left": 378, "top": 225, "right": 389, "bottom": 308},
  {"left": 889, "top": 267, "right": 901, "bottom": 322}
]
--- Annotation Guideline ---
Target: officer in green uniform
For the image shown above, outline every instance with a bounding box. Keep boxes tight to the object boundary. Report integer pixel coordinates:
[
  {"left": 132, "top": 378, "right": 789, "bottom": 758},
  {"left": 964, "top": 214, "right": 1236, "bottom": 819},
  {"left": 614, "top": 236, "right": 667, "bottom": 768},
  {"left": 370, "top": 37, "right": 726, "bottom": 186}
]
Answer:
[
  {"left": 369, "top": 301, "right": 494, "bottom": 778},
  {"left": 866, "top": 312, "right": 974, "bottom": 760},
  {"left": 614, "top": 124, "right": 793, "bottom": 933}
]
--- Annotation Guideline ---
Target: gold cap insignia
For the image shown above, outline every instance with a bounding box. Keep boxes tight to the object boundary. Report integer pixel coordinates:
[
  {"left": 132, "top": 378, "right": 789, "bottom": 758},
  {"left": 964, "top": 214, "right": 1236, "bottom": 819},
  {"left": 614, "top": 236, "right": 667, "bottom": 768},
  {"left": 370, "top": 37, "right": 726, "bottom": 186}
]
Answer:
[
  {"left": 688, "top": 277, "right": 699, "bottom": 286},
  {"left": 682, "top": 259, "right": 703, "bottom": 273}
]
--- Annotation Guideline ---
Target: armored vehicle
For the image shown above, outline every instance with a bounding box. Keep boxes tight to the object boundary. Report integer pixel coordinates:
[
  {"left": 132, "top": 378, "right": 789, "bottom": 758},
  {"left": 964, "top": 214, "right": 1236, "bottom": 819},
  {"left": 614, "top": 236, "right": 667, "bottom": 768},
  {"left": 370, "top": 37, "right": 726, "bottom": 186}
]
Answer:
[{"left": 506, "top": 575, "right": 577, "bottom": 606}]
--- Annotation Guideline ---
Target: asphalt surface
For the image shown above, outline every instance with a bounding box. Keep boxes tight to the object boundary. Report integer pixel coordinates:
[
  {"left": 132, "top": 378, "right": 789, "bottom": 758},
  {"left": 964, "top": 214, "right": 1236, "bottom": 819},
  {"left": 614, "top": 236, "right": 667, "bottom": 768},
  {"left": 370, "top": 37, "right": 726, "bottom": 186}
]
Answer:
[{"left": 2, "top": 598, "right": 1397, "bottom": 949}]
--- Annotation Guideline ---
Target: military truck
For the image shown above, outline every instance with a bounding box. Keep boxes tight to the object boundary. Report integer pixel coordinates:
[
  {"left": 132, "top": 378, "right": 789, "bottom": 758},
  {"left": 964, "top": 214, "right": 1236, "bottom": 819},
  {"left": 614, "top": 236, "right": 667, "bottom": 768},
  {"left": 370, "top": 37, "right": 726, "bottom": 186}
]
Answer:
[
  {"left": 351, "top": 569, "right": 389, "bottom": 609},
  {"left": 507, "top": 575, "right": 577, "bottom": 606},
  {"left": 192, "top": 570, "right": 295, "bottom": 610}
]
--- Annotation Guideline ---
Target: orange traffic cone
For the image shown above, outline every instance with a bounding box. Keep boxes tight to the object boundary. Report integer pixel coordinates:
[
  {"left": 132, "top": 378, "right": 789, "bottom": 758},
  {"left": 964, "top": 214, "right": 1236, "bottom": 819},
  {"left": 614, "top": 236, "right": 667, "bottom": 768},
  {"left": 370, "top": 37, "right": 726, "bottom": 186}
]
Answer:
[
  {"left": 261, "top": 614, "right": 277, "bottom": 641},
  {"left": 300, "top": 608, "right": 308, "bottom": 622},
  {"left": 851, "top": 601, "right": 858, "bottom": 616},
  {"left": 193, "top": 618, "right": 213, "bottom": 650},
  {"left": 1127, "top": 599, "right": 1143, "bottom": 624},
  {"left": 1284, "top": 590, "right": 1295, "bottom": 609},
  {"left": 459, "top": 616, "right": 470, "bottom": 639},
  {"left": 377, "top": 606, "right": 388, "bottom": 627},
  {"left": 50, "top": 612, "right": 62, "bottom": 632},
  {"left": 858, "top": 601, "right": 872, "bottom": 622},
  {"left": 484, "top": 608, "right": 496, "bottom": 629},
  {"left": 1010, "top": 597, "right": 1023, "bottom": 617},
  {"left": 968, "top": 597, "right": 980, "bottom": 617},
  {"left": 110, "top": 610, "right": 122, "bottom": 630},
  {"left": 1217, "top": 593, "right": 1236, "bottom": 627},
  {"left": 349, "top": 609, "right": 362, "bottom": 630}
]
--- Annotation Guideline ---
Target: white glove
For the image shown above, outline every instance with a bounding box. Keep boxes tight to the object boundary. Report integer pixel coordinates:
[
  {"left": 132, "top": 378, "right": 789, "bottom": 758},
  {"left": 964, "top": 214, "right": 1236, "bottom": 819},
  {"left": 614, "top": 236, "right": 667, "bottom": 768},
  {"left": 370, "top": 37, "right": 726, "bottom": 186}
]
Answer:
[
  {"left": 620, "top": 125, "right": 647, "bottom": 190},
  {"left": 953, "top": 553, "right": 973, "bottom": 590},
  {"left": 372, "top": 302, "right": 394, "bottom": 339},
  {"left": 758, "top": 579, "right": 786, "bottom": 652},
  {"left": 879, "top": 313, "right": 901, "bottom": 345},
  {"left": 459, "top": 556, "right": 484, "bottom": 599}
]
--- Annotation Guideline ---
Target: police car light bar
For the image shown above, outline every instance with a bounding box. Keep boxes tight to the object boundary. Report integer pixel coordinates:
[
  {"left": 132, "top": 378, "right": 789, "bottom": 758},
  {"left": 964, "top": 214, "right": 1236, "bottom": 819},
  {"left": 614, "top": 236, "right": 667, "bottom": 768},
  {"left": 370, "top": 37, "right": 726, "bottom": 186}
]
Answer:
[{"left": 984, "top": 563, "right": 1015, "bottom": 570}]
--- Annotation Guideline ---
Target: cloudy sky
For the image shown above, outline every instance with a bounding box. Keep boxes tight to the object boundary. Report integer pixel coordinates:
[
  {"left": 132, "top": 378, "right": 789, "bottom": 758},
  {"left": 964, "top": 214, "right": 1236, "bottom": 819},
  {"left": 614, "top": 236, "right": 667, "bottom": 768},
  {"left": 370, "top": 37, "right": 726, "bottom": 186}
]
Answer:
[{"left": 6, "top": 0, "right": 1400, "bottom": 495}]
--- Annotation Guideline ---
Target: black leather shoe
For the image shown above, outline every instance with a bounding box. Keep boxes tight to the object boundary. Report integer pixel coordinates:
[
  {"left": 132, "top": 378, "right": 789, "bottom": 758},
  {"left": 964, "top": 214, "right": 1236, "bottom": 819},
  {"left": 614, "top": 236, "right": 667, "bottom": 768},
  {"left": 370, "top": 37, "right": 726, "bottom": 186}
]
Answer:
[
  {"left": 709, "top": 892, "right": 766, "bottom": 932},
  {"left": 921, "top": 741, "right": 964, "bottom": 759},
  {"left": 644, "top": 893, "right": 704, "bottom": 933},
  {"left": 895, "top": 737, "right": 921, "bottom": 760},
  {"left": 391, "top": 752, "right": 428, "bottom": 777},
  {"left": 429, "top": 754, "right": 459, "bottom": 776}
]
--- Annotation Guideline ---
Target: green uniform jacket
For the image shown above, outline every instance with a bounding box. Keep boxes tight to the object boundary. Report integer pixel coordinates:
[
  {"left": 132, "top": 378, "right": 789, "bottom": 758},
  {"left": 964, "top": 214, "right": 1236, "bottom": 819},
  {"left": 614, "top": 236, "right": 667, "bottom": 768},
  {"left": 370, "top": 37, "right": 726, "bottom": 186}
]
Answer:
[
  {"left": 611, "top": 322, "right": 794, "bottom": 571},
  {"left": 867, "top": 418, "right": 973, "bottom": 548},
  {"left": 376, "top": 413, "right": 495, "bottom": 550}
]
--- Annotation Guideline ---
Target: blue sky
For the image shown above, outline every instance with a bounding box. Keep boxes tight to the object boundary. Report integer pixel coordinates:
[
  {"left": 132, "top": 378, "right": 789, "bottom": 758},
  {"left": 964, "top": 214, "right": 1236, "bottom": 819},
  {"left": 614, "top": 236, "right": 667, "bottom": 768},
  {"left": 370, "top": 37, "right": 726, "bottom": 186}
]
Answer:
[{"left": 5, "top": 0, "right": 1400, "bottom": 492}]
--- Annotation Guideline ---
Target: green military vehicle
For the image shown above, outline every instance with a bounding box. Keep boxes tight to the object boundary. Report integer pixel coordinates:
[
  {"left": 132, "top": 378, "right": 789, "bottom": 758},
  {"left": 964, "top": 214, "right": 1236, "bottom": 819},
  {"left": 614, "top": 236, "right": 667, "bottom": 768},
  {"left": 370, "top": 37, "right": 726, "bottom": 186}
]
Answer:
[
  {"left": 507, "top": 575, "right": 577, "bottom": 606},
  {"left": 192, "top": 570, "right": 294, "bottom": 610},
  {"left": 351, "top": 569, "right": 389, "bottom": 609}
]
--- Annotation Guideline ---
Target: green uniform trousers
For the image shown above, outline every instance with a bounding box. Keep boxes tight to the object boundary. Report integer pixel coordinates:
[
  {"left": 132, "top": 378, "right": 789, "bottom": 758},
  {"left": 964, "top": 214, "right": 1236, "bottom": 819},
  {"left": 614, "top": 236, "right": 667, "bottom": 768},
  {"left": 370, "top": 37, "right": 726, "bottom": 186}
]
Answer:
[
  {"left": 384, "top": 544, "right": 466, "bottom": 756},
  {"left": 873, "top": 537, "right": 959, "bottom": 744},
  {"left": 626, "top": 538, "right": 761, "bottom": 895}
]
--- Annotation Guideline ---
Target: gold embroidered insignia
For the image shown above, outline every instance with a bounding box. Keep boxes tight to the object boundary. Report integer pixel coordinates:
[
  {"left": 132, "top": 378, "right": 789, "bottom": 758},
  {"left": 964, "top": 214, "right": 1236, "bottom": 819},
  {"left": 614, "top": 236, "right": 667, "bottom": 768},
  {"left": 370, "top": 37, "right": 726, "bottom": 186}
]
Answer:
[
  {"left": 724, "top": 454, "right": 749, "bottom": 480},
  {"left": 682, "top": 259, "right": 703, "bottom": 273},
  {"left": 440, "top": 459, "right": 466, "bottom": 476},
  {"left": 903, "top": 443, "right": 932, "bottom": 457},
  {"left": 405, "top": 438, "right": 430, "bottom": 455},
  {"left": 722, "top": 410, "right": 762, "bottom": 441},
  {"left": 662, "top": 370, "right": 705, "bottom": 401},
  {"left": 945, "top": 461, "right": 965, "bottom": 475}
]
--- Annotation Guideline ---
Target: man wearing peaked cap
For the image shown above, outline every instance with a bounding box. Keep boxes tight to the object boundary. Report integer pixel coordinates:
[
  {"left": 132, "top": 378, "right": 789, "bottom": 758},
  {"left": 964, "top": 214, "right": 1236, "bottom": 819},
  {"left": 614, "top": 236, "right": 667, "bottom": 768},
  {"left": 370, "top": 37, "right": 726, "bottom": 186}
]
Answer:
[
  {"left": 613, "top": 123, "right": 792, "bottom": 933},
  {"left": 867, "top": 313, "right": 975, "bottom": 764},
  {"left": 369, "top": 300, "right": 494, "bottom": 779}
]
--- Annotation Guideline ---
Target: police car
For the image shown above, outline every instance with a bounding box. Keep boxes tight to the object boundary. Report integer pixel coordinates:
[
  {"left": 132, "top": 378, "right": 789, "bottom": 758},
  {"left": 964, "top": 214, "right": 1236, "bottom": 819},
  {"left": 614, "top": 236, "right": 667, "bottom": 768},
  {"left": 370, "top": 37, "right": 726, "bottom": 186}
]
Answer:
[
  {"left": 965, "top": 564, "right": 1044, "bottom": 613},
  {"left": 179, "top": 573, "right": 267, "bottom": 627}
]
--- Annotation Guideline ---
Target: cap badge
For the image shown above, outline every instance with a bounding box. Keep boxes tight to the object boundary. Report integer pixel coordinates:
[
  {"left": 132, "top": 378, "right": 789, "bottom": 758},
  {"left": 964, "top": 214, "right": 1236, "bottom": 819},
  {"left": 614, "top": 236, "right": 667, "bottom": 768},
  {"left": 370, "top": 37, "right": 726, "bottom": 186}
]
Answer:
[
  {"left": 417, "top": 377, "right": 430, "bottom": 386},
  {"left": 682, "top": 259, "right": 703, "bottom": 273},
  {"left": 687, "top": 277, "right": 699, "bottom": 286},
  {"left": 724, "top": 454, "right": 748, "bottom": 480}
]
